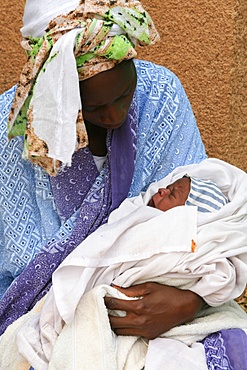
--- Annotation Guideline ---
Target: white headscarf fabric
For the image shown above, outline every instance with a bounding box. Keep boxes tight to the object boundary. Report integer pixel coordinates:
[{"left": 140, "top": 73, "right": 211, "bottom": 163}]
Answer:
[{"left": 21, "top": 0, "right": 80, "bottom": 38}]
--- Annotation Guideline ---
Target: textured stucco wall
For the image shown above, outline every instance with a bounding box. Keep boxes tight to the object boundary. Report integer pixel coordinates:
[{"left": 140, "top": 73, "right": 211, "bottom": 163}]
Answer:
[{"left": 0, "top": 0, "right": 246, "bottom": 171}]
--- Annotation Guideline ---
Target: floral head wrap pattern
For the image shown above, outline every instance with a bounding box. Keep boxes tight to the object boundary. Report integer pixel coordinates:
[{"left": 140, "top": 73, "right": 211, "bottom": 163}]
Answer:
[{"left": 8, "top": 0, "right": 160, "bottom": 175}]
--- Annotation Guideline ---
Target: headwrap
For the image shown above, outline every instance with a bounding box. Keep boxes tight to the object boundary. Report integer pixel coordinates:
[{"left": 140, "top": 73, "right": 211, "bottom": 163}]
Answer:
[
  {"left": 8, "top": 0, "right": 160, "bottom": 175},
  {"left": 186, "top": 176, "right": 228, "bottom": 213}
]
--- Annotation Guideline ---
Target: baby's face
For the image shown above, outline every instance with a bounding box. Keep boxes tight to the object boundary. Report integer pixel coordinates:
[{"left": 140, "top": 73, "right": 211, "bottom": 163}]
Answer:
[{"left": 148, "top": 177, "right": 191, "bottom": 212}]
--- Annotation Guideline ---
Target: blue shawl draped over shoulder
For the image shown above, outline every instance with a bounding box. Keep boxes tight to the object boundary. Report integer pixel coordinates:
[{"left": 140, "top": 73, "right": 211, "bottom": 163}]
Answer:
[{"left": 0, "top": 60, "right": 206, "bottom": 334}]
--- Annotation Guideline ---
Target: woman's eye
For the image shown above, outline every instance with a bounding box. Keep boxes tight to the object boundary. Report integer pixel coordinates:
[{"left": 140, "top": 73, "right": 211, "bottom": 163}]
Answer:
[
  {"left": 123, "top": 88, "right": 131, "bottom": 97},
  {"left": 117, "top": 87, "right": 131, "bottom": 100}
]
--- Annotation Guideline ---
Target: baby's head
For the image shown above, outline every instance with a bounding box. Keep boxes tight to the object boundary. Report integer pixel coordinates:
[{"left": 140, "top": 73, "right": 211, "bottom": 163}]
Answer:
[{"left": 148, "top": 175, "right": 228, "bottom": 212}]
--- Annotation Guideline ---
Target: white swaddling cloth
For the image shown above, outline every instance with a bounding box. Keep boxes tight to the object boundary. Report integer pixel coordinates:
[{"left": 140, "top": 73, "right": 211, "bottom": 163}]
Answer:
[{"left": 13, "top": 158, "right": 247, "bottom": 369}]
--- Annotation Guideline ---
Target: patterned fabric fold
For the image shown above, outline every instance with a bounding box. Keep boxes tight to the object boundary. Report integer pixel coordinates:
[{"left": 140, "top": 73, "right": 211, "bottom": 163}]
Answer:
[{"left": 201, "top": 329, "right": 247, "bottom": 370}]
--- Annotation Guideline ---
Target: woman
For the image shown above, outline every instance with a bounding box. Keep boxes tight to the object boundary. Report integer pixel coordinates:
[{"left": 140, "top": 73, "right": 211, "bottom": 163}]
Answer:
[{"left": 0, "top": 0, "right": 207, "bottom": 344}]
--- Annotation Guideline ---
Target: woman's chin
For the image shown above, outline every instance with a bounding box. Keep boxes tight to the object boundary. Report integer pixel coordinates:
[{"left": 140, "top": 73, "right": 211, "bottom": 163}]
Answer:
[{"left": 99, "top": 121, "right": 125, "bottom": 130}]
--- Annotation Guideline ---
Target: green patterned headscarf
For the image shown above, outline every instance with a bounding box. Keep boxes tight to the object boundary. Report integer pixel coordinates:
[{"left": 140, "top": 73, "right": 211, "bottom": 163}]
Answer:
[{"left": 9, "top": 0, "right": 160, "bottom": 175}]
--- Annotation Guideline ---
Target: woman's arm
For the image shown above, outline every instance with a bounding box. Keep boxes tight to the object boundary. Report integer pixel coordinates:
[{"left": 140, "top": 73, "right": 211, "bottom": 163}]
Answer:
[{"left": 104, "top": 282, "right": 204, "bottom": 340}]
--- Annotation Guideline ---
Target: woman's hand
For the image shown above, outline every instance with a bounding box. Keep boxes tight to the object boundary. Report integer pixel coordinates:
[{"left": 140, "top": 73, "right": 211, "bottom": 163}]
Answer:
[{"left": 104, "top": 282, "right": 204, "bottom": 340}]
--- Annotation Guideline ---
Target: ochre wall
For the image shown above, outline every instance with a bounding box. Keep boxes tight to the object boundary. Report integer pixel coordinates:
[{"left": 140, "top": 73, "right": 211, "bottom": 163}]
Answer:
[{"left": 0, "top": 1, "right": 246, "bottom": 171}]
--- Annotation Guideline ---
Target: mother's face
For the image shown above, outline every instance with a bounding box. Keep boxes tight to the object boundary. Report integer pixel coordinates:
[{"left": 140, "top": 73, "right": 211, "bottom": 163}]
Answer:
[{"left": 79, "top": 60, "right": 137, "bottom": 130}]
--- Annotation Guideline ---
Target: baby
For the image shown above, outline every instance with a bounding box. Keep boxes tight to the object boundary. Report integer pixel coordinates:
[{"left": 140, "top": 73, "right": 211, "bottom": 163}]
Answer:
[{"left": 148, "top": 175, "right": 228, "bottom": 212}]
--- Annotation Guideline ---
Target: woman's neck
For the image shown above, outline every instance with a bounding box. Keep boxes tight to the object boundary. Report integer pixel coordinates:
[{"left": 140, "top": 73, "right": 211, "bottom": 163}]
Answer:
[{"left": 85, "top": 121, "right": 107, "bottom": 156}]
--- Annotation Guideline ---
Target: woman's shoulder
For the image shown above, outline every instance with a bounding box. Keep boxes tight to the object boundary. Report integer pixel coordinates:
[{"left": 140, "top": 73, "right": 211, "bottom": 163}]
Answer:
[
  {"left": 0, "top": 85, "right": 17, "bottom": 100},
  {"left": 134, "top": 59, "right": 181, "bottom": 84},
  {"left": 133, "top": 59, "right": 184, "bottom": 100},
  {"left": 0, "top": 85, "right": 17, "bottom": 116},
  {"left": 0, "top": 86, "right": 17, "bottom": 143}
]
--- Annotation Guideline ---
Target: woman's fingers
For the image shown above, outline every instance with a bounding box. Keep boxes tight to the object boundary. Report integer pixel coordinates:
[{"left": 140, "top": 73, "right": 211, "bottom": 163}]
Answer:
[
  {"left": 104, "top": 282, "right": 204, "bottom": 340},
  {"left": 111, "top": 283, "right": 151, "bottom": 298},
  {"left": 104, "top": 295, "right": 142, "bottom": 312}
]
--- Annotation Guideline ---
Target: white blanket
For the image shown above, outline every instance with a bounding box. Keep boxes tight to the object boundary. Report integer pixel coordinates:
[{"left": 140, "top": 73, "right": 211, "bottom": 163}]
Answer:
[{"left": 14, "top": 158, "right": 247, "bottom": 369}]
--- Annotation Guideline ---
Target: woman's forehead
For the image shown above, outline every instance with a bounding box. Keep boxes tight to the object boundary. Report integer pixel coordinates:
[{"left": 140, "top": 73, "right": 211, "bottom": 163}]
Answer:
[{"left": 79, "top": 60, "right": 136, "bottom": 106}]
